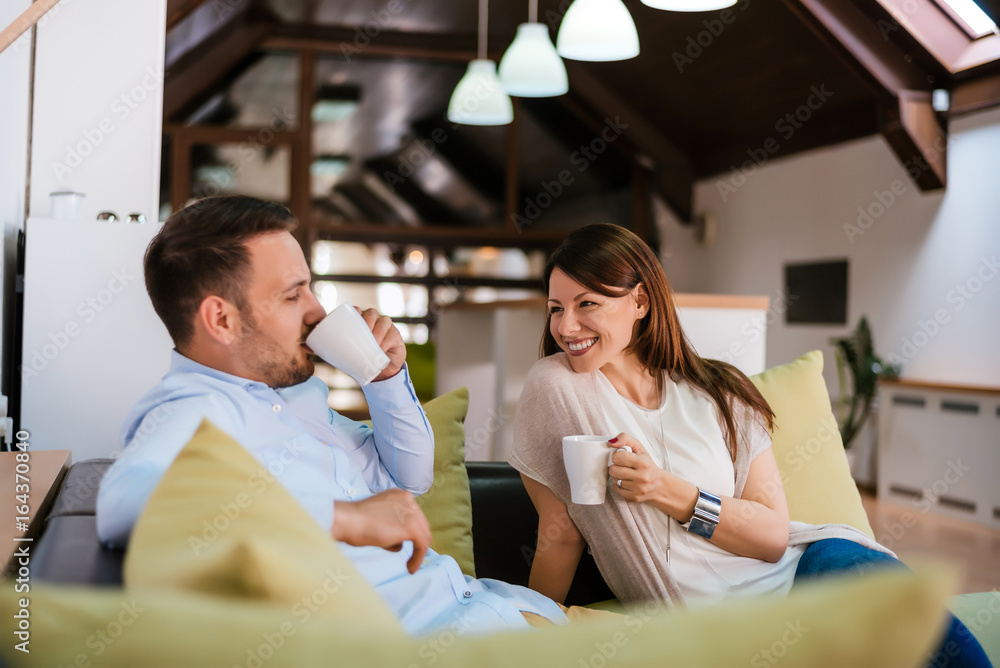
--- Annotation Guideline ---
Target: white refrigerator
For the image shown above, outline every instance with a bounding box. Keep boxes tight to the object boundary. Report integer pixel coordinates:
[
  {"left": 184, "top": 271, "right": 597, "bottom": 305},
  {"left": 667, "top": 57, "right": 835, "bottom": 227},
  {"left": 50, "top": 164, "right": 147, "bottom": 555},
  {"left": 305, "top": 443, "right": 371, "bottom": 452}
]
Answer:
[{"left": 19, "top": 218, "right": 172, "bottom": 461}]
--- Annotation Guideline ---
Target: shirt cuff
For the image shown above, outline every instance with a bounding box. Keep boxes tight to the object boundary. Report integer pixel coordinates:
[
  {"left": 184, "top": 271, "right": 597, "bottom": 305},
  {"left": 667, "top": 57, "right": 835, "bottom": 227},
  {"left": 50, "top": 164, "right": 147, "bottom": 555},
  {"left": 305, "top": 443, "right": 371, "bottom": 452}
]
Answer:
[{"left": 361, "top": 362, "right": 421, "bottom": 411}]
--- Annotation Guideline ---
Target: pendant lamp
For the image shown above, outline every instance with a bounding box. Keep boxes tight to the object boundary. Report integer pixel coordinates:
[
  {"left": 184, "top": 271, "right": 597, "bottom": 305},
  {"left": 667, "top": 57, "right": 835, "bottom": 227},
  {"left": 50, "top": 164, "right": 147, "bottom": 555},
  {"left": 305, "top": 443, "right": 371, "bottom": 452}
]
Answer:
[
  {"left": 499, "top": 0, "right": 568, "bottom": 97},
  {"left": 556, "top": 0, "right": 640, "bottom": 62},
  {"left": 447, "top": 0, "right": 513, "bottom": 125},
  {"left": 640, "top": 0, "right": 737, "bottom": 10}
]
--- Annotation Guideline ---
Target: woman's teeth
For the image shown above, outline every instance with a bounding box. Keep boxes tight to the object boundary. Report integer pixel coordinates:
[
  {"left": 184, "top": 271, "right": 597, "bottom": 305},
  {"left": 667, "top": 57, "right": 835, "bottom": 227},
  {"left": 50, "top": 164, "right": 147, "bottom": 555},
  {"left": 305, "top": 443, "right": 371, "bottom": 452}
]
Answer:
[{"left": 568, "top": 338, "right": 597, "bottom": 352}]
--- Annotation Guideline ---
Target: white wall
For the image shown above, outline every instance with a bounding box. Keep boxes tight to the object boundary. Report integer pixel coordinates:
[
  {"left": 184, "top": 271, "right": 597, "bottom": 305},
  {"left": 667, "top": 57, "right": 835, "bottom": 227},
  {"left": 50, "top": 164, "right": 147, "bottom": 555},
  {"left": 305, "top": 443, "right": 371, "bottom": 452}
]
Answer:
[
  {"left": 679, "top": 106, "right": 1000, "bottom": 392},
  {"left": 28, "top": 0, "right": 166, "bottom": 222},
  {"left": 0, "top": 0, "right": 33, "bottom": 397},
  {"left": 0, "top": 0, "right": 167, "bottom": 427}
]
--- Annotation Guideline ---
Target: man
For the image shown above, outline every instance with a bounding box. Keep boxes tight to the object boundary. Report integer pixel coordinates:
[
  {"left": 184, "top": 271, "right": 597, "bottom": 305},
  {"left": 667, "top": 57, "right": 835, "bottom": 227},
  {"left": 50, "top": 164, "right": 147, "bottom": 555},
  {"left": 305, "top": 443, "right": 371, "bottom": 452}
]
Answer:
[{"left": 96, "top": 195, "right": 567, "bottom": 636}]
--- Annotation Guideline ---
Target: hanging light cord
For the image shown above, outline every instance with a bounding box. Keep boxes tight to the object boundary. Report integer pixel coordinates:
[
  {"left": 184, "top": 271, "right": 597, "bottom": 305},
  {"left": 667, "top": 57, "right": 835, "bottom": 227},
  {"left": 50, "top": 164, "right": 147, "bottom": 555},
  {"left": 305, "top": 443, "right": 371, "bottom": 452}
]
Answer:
[
  {"left": 479, "top": 0, "right": 488, "bottom": 60},
  {"left": 529, "top": 0, "right": 538, "bottom": 23}
]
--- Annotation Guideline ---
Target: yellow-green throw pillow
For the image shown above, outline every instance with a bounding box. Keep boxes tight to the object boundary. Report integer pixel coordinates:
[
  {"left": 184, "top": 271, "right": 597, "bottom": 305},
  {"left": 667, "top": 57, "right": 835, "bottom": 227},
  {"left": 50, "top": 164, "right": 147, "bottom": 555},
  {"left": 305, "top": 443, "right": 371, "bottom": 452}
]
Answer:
[
  {"left": 0, "top": 565, "right": 954, "bottom": 667},
  {"left": 751, "top": 350, "right": 875, "bottom": 537},
  {"left": 123, "top": 420, "right": 403, "bottom": 632},
  {"left": 416, "top": 387, "right": 476, "bottom": 577}
]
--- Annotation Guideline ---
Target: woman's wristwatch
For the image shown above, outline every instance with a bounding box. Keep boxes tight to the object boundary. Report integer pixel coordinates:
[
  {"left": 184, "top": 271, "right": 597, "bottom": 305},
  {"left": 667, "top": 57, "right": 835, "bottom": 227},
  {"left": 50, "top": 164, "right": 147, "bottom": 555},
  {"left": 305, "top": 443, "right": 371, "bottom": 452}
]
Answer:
[{"left": 683, "top": 489, "right": 722, "bottom": 539}]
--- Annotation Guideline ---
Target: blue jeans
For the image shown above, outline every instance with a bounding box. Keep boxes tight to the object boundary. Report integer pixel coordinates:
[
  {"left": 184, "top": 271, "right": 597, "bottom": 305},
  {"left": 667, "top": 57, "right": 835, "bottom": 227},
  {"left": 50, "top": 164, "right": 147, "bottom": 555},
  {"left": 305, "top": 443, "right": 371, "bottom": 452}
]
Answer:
[{"left": 794, "top": 539, "right": 991, "bottom": 668}]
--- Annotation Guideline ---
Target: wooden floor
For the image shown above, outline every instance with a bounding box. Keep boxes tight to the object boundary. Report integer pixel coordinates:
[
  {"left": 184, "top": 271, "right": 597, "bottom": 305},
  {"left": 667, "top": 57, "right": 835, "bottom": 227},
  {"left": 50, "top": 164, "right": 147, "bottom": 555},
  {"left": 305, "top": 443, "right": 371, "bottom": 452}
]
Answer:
[{"left": 859, "top": 488, "right": 1000, "bottom": 595}]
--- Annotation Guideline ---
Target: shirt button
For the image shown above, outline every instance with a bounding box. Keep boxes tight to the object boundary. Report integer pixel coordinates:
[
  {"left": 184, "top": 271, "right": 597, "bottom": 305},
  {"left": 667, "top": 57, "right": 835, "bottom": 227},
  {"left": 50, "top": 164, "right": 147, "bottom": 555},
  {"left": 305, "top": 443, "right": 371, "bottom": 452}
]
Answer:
[
  {"left": 346, "top": 488, "right": 355, "bottom": 497},
  {"left": 272, "top": 404, "right": 281, "bottom": 413},
  {"left": 463, "top": 591, "right": 472, "bottom": 598}
]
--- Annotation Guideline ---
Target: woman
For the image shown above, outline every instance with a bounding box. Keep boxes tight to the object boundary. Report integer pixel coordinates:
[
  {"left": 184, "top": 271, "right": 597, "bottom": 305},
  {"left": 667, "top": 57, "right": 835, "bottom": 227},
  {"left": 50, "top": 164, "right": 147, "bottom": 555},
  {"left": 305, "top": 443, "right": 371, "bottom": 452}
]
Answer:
[{"left": 510, "top": 223, "right": 988, "bottom": 664}]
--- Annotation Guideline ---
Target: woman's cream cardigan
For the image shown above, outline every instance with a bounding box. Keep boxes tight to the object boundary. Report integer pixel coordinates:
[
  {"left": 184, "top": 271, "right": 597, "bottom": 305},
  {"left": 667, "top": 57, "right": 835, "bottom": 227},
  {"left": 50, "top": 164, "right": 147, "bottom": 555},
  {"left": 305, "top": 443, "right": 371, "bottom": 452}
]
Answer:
[{"left": 508, "top": 353, "right": 892, "bottom": 606}]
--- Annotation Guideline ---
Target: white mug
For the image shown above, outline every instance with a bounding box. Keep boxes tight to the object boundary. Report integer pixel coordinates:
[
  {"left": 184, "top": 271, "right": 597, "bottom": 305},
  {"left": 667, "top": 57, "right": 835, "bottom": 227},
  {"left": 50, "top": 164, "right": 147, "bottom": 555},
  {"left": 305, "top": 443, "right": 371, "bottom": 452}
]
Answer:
[
  {"left": 562, "top": 435, "right": 618, "bottom": 505},
  {"left": 305, "top": 303, "right": 391, "bottom": 385}
]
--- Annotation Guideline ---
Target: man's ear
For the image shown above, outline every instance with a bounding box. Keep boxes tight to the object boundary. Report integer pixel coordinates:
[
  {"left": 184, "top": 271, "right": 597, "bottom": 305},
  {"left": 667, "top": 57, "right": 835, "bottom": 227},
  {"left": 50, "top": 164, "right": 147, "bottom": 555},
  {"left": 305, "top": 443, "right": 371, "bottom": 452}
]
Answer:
[{"left": 196, "top": 295, "right": 241, "bottom": 346}]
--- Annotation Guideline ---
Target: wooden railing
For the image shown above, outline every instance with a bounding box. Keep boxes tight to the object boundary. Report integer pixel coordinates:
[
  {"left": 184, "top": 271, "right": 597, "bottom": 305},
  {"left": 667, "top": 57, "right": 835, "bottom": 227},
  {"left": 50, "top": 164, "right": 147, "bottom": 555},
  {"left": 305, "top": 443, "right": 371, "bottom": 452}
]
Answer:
[{"left": 0, "top": 0, "right": 63, "bottom": 55}]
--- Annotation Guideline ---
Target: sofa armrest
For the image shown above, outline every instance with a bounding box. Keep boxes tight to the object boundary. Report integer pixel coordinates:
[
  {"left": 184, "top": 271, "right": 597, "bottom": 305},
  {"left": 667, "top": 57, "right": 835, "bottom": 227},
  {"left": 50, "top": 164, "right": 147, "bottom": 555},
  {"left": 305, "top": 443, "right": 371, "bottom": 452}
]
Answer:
[
  {"left": 466, "top": 461, "right": 614, "bottom": 607},
  {"left": 32, "top": 515, "right": 123, "bottom": 586},
  {"left": 47, "top": 459, "right": 113, "bottom": 518},
  {"left": 31, "top": 459, "right": 123, "bottom": 585}
]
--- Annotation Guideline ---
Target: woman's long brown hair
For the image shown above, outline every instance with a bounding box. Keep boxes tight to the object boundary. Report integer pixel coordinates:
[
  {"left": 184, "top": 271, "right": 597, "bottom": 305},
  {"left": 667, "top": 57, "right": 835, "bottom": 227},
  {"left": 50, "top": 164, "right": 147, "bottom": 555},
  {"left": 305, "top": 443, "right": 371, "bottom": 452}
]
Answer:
[{"left": 541, "top": 223, "right": 774, "bottom": 461}]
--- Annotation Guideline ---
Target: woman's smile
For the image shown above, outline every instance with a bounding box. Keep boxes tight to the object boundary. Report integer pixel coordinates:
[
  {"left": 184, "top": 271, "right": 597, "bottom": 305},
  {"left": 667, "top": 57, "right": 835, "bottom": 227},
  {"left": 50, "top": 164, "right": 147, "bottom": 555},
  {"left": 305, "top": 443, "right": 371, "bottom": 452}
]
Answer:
[{"left": 566, "top": 337, "right": 598, "bottom": 353}]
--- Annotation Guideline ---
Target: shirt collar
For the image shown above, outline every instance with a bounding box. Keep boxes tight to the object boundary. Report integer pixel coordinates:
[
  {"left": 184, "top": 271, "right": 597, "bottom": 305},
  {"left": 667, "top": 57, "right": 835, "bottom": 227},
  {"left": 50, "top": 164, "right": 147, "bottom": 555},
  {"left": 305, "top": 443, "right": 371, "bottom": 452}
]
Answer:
[{"left": 168, "top": 349, "right": 271, "bottom": 391}]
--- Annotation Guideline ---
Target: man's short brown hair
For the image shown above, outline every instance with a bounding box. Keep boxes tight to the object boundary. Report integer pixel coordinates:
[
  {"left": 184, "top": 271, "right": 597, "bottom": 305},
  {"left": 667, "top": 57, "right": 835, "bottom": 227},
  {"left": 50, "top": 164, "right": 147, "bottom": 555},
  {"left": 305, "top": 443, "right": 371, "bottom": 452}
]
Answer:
[{"left": 145, "top": 196, "right": 297, "bottom": 347}]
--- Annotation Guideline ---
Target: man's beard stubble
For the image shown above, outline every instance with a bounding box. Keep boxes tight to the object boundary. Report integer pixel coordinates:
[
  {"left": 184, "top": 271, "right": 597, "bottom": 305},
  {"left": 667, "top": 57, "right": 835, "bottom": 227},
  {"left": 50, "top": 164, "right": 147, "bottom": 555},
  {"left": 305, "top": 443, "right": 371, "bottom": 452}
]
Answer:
[{"left": 235, "top": 310, "right": 315, "bottom": 389}]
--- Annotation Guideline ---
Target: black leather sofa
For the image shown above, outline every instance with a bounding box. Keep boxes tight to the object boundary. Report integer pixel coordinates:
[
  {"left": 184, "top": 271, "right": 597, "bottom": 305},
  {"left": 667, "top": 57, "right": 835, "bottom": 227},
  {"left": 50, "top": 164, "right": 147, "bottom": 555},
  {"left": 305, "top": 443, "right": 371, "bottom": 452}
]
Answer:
[{"left": 30, "top": 459, "right": 613, "bottom": 606}]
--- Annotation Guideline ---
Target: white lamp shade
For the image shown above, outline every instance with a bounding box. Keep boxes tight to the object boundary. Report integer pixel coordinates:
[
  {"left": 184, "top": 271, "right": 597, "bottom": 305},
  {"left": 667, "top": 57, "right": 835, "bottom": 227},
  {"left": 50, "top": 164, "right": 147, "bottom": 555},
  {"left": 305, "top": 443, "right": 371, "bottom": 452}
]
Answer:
[
  {"left": 499, "top": 23, "right": 568, "bottom": 97},
  {"left": 640, "top": 0, "right": 737, "bottom": 10},
  {"left": 447, "top": 60, "right": 514, "bottom": 126},
  {"left": 557, "top": 0, "right": 640, "bottom": 62}
]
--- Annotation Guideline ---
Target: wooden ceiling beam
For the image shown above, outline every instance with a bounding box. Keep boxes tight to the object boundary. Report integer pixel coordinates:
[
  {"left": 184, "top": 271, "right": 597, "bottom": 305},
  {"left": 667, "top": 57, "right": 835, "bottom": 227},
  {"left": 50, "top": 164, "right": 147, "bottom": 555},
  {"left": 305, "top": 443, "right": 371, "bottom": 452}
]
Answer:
[
  {"left": 561, "top": 62, "right": 695, "bottom": 223},
  {"left": 311, "top": 221, "right": 567, "bottom": 248},
  {"left": 163, "top": 20, "right": 276, "bottom": 122},
  {"left": 951, "top": 68, "right": 1000, "bottom": 115},
  {"left": 781, "top": 0, "right": 931, "bottom": 99},
  {"left": 880, "top": 90, "right": 947, "bottom": 189},
  {"left": 262, "top": 24, "right": 503, "bottom": 63},
  {"left": 166, "top": 0, "right": 211, "bottom": 30},
  {"left": 783, "top": 0, "right": 947, "bottom": 191}
]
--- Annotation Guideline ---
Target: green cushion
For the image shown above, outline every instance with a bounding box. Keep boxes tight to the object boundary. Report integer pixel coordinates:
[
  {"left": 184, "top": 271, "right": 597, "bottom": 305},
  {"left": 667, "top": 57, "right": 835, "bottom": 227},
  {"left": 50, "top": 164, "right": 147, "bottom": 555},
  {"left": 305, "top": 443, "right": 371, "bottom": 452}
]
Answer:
[
  {"left": 751, "top": 350, "right": 875, "bottom": 537},
  {"left": 949, "top": 592, "right": 1000, "bottom": 665},
  {"left": 123, "top": 419, "right": 403, "bottom": 631},
  {"left": 405, "top": 342, "right": 437, "bottom": 402},
  {"left": 416, "top": 387, "right": 476, "bottom": 577},
  {"left": 0, "top": 565, "right": 956, "bottom": 667}
]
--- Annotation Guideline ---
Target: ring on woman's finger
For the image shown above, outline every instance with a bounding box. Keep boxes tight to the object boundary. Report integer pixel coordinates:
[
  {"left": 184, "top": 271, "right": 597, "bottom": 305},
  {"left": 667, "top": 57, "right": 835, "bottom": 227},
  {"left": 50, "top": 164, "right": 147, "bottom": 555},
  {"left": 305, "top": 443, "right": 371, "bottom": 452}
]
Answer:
[{"left": 616, "top": 479, "right": 623, "bottom": 489}]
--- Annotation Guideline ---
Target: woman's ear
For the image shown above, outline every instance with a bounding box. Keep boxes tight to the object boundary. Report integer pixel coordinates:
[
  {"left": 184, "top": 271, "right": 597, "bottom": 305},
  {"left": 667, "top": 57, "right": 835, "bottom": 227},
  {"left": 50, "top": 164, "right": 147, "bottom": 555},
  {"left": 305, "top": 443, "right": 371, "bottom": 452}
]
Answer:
[{"left": 633, "top": 282, "right": 650, "bottom": 316}]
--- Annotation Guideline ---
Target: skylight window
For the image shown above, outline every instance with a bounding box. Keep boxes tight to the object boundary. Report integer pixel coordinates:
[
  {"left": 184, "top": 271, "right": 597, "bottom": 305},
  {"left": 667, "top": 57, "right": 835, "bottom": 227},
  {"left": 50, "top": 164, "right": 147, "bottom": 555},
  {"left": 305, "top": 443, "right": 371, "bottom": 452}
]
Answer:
[{"left": 938, "top": 0, "right": 998, "bottom": 37}]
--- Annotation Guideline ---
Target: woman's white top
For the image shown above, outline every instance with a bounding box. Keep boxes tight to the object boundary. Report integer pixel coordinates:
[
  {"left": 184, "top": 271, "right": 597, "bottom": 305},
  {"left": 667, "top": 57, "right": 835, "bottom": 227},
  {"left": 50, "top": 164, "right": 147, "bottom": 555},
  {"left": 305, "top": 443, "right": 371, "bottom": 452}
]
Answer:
[{"left": 595, "top": 370, "right": 805, "bottom": 607}]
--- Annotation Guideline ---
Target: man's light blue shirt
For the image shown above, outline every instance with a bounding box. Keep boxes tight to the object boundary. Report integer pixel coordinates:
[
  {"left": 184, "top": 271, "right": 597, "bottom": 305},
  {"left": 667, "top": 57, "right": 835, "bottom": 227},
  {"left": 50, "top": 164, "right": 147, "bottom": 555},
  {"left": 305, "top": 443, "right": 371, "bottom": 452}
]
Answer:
[{"left": 96, "top": 351, "right": 566, "bottom": 636}]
